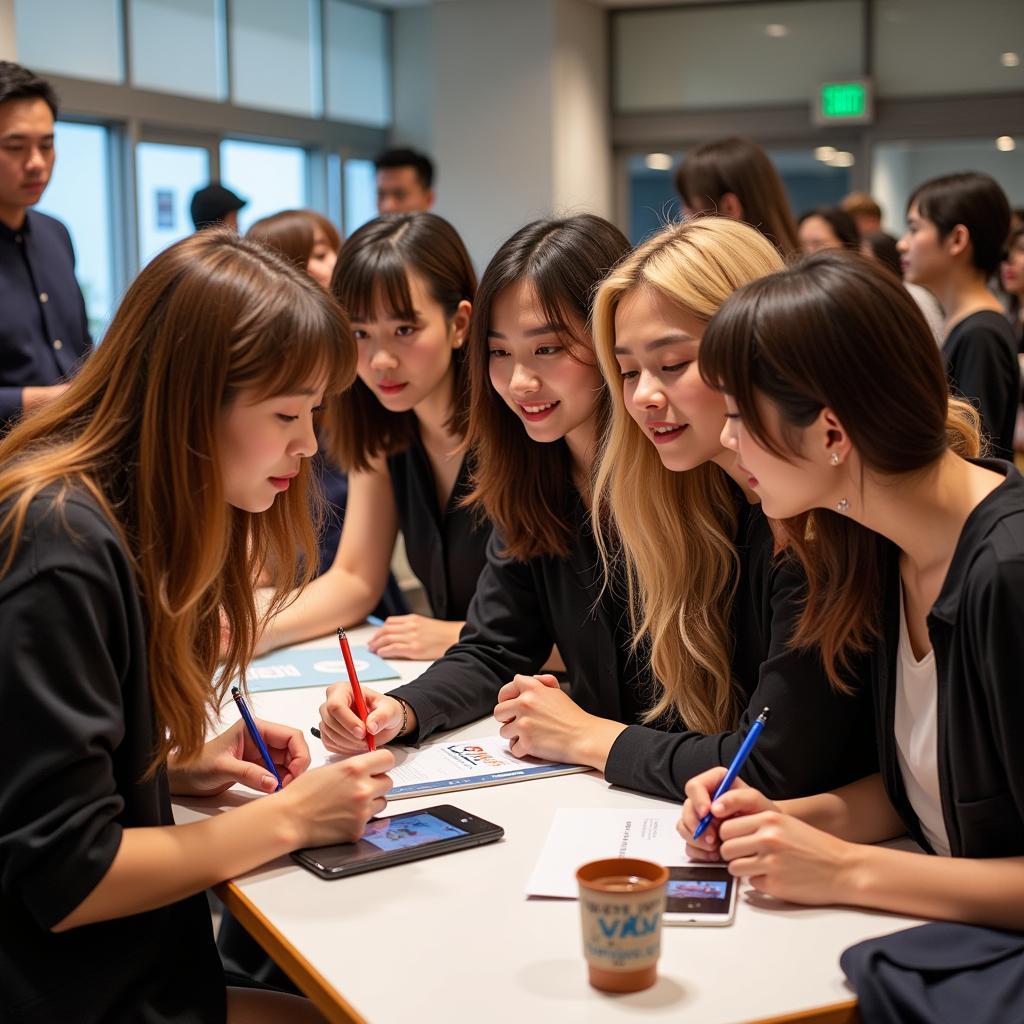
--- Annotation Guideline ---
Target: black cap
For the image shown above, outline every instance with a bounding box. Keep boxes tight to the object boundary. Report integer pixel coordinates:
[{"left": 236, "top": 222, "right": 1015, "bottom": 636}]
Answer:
[{"left": 190, "top": 183, "right": 247, "bottom": 229}]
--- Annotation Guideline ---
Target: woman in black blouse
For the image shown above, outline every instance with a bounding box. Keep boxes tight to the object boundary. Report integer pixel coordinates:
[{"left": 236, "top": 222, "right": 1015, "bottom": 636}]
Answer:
[
  {"left": 0, "top": 231, "right": 394, "bottom": 1023},
  {"left": 255, "top": 213, "right": 489, "bottom": 661}
]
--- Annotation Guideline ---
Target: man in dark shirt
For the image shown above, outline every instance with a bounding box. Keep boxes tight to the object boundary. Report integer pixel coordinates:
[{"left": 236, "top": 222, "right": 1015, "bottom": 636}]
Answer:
[{"left": 0, "top": 62, "right": 91, "bottom": 427}]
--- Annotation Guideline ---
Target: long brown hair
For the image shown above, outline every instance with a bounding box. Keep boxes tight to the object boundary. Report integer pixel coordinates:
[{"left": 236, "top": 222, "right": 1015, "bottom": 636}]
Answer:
[
  {"left": 700, "top": 250, "right": 980, "bottom": 689},
  {"left": 323, "top": 213, "right": 476, "bottom": 472},
  {"left": 465, "top": 215, "right": 632, "bottom": 561},
  {"left": 246, "top": 208, "right": 341, "bottom": 271},
  {"left": 0, "top": 230, "right": 356, "bottom": 768},
  {"left": 592, "top": 218, "right": 785, "bottom": 731},
  {"left": 674, "top": 137, "right": 799, "bottom": 257}
]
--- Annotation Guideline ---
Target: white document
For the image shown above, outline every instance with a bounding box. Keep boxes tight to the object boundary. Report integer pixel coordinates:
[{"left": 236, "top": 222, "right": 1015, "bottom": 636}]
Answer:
[
  {"left": 526, "top": 807, "right": 688, "bottom": 898},
  {"left": 386, "top": 735, "right": 589, "bottom": 799}
]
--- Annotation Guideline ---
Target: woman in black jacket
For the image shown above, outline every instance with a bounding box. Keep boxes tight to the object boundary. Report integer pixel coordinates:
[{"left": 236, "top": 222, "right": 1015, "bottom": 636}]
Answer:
[{"left": 683, "top": 250, "right": 1024, "bottom": 930}]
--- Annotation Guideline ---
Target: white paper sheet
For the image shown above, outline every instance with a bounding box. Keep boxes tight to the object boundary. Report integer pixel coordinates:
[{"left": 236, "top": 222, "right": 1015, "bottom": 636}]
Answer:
[{"left": 526, "top": 808, "right": 689, "bottom": 898}]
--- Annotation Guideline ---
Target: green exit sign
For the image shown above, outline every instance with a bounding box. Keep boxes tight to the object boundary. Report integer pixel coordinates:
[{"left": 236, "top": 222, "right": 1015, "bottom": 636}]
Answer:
[{"left": 813, "top": 79, "right": 874, "bottom": 125}]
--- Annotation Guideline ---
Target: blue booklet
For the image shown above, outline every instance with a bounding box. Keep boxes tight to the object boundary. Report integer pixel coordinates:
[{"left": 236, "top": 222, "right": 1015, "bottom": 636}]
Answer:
[{"left": 242, "top": 645, "right": 400, "bottom": 693}]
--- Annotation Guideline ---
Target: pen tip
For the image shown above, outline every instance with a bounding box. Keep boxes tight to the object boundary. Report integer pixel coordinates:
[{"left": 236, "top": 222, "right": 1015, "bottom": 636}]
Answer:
[
  {"left": 230, "top": 686, "right": 240, "bottom": 697},
  {"left": 336, "top": 626, "right": 346, "bottom": 639}
]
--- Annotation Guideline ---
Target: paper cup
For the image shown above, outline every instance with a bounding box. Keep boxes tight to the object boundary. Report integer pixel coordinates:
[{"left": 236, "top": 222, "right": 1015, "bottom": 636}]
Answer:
[{"left": 576, "top": 858, "right": 668, "bottom": 993}]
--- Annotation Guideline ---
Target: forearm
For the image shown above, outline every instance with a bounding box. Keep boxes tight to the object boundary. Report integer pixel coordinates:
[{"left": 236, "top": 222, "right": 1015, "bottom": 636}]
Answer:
[
  {"left": 841, "top": 846, "right": 1024, "bottom": 929},
  {"left": 257, "top": 568, "right": 379, "bottom": 653},
  {"left": 780, "top": 774, "right": 905, "bottom": 843},
  {"left": 54, "top": 794, "right": 297, "bottom": 931}
]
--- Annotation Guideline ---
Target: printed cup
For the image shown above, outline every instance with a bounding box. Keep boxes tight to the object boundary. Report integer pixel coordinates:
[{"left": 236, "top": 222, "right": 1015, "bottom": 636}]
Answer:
[{"left": 576, "top": 857, "right": 668, "bottom": 993}]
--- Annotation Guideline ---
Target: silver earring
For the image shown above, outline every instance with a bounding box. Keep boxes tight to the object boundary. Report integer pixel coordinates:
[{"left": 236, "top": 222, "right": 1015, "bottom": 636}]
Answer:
[
  {"left": 836, "top": 498, "right": 850, "bottom": 513},
  {"left": 829, "top": 452, "right": 840, "bottom": 466}
]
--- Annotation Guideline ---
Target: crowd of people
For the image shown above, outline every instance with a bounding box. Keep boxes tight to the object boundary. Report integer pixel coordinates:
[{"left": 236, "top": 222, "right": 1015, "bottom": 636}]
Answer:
[{"left": 1, "top": 58, "right": 1023, "bottom": 1024}]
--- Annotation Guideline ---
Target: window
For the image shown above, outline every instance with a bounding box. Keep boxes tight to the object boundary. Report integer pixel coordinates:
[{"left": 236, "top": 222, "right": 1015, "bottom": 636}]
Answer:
[
  {"left": 614, "top": 1, "right": 864, "bottom": 111},
  {"left": 229, "top": 0, "right": 321, "bottom": 117},
  {"left": 129, "top": 0, "right": 227, "bottom": 101},
  {"left": 325, "top": 1, "right": 391, "bottom": 127},
  {"left": 35, "top": 122, "right": 115, "bottom": 337},
  {"left": 220, "top": 140, "right": 308, "bottom": 233},
  {"left": 15, "top": 0, "right": 124, "bottom": 83},
  {"left": 136, "top": 142, "right": 211, "bottom": 266},
  {"left": 343, "top": 158, "right": 378, "bottom": 236}
]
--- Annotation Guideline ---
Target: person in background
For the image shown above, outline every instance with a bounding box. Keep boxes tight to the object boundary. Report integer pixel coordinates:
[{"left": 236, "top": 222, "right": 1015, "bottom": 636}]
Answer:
[
  {"left": 861, "top": 229, "right": 945, "bottom": 344},
  {"left": 375, "top": 147, "right": 435, "bottom": 214},
  {"left": 0, "top": 61, "right": 91, "bottom": 429},
  {"left": 899, "top": 172, "right": 1017, "bottom": 459},
  {"left": 674, "top": 137, "right": 799, "bottom": 257},
  {"left": 841, "top": 191, "right": 884, "bottom": 236},
  {"left": 1009, "top": 207, "right": 1024, "bottom": 236},
  {"left": 246, "top": 209, "right": 340, "bottom": 289},
  {"left": 190, "top": 182, "right": 247, "bottom": 231},
  {"left": 1000, "top": 226, "right": 1024, "bottom": 352},
  {"left": 797, "top": 205, "right": 860, "bottom": 254}
]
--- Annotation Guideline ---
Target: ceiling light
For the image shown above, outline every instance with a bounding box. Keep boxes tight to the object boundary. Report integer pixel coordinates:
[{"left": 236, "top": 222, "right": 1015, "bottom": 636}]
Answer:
[
  {"left": 765, "top": 24, "right": 789, "bottom": 38},
  {"left": 814, "top": 146, "right": 837, "bottom": 162},
  {"left": 996, "top": 136, "right": 1016, "bottom": 152},
  {"left": 644, "top": 153, "right": 673, "bottom": 171},
  {"left": 828, "top": 151, "right": 855, "bottom": 168},
  {"left": 1001, "top": 52, "right": 1020, "bottom": 68}
]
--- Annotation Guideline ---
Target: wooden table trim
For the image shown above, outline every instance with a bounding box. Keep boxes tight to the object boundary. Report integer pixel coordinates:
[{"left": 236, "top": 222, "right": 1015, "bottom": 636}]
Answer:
[
  {"left": 749, "top": 999, "right": 860, "bottom": 1024},
  {"left": 216, "top": 880, "right": 367, "bottom": 1024}
]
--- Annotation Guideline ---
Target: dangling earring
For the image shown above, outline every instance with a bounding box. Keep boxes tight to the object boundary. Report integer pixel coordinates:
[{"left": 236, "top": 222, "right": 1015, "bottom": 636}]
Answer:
[
  {"left": 829, "top": 452, "right": 840, "bottom": 466},
  {"left": 836, "top": 498, "right": 850, "bottom": 513}
]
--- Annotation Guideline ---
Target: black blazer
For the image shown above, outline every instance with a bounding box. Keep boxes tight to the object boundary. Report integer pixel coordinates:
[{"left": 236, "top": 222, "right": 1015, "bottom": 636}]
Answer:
[
  {"left": 0, "top": 493, "right": 223, "bottom": 1023},
  {"left": 387, "top": 433, "right": 491, "bottom": 621},
  {"left": 0, "top": 211, "right": 92, "bottom": 425},
  {"left": 391, "top": 491, "right": 877, "bottom": 803},
  {"left": 873, "top": 459, "right": 1024, "bottom": 858}
]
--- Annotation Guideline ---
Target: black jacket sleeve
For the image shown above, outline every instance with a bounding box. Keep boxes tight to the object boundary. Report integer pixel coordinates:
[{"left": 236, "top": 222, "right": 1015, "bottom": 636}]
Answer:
[
  {"left": 946, "top": 323, "right": 1017, "bottom": 456},
  {"left": 388, "top": 533, "right": 553, "bottom": 743},
  {"left": 603, "top": 555, "right": 877, "bottom": 802},
  {"left": 0, "top": 539, "right": 129, "bottom": 930}
]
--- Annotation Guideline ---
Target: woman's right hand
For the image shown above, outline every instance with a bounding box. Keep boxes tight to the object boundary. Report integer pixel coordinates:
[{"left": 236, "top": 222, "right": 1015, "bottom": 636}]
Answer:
[
  {"left": 679, "top": 767, "right": 779, "bottom": 861},
  {"left": 279, "top": 748, "right": 395, "bottom": 848},
  {"left": 317, "top": 683, "right": 410, "bottom": 753}
]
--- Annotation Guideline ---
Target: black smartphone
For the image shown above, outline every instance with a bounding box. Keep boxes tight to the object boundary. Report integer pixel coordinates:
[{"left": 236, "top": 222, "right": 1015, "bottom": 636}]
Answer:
[{"left": 291, "top": 804, "right": 504, "bottom": 879}]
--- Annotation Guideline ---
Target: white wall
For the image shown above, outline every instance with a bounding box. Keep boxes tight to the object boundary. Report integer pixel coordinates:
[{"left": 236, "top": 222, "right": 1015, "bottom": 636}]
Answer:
[
  {"left": 391, "top": 5, "right": 433, "bottom": 154},
  {"left": 0, "top": 0, "right": 15, "bottom": 60}
]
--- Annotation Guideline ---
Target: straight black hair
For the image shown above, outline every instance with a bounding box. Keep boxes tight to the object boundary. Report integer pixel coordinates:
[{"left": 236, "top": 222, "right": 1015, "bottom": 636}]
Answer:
[
  {"left": 798, "top": 206, "right": 860, "bottom": 248},
  {"left": 374, "top": 147, "right": 434, "bottom": 190},
  {"left": 0, "top": 61, "right": 59, "bottom": 117}
]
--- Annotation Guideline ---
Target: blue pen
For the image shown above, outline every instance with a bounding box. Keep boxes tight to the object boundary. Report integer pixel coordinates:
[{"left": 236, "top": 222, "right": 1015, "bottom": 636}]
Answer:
[
  {"left": 692, "top": 706, "right": 770, "bottom": 840},
  {"left": 367, "top": 614, "right": 385, "bottom": 626},
  {"left": 230, "top": 686, "right": 283, "bottom": 792}
]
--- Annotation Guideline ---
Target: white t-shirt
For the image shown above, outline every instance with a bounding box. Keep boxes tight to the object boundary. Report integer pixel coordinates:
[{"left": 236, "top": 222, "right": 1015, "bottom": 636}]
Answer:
[{"left": 894, "top": 584, "right": 951, "bottom": 856}]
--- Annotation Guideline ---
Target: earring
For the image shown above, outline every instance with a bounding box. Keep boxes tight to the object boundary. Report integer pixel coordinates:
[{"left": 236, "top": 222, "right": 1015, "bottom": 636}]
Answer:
[
  {"left": 829, "top": 452, "right": 840, "bottom": 466},
  {"left": 836, "top": 498, "right": 850, "bottom": 513}
]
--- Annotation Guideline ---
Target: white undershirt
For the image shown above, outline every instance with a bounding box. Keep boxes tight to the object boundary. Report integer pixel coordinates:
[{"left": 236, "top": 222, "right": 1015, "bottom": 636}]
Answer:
[{"left": 893, "top": 583, "right": 951, "bottom": 856}]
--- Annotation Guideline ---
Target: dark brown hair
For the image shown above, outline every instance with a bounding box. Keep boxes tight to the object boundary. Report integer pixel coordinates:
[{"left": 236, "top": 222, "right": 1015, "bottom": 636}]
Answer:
[
  {"left": 245, "top": 209, "right": 340, "bottom": 272},
  {"left": 674, "top": 137, "right": 799, "bottom": 257},
  {"left": 0, "top": 230, "right": 355, "bottom": 769},
  {"left": 861, "top": 230, "right": 903, "bottom": 278},
  {"left": 323, "top": 213, "right": 476, "bottom": 472},
  {"left": 908, "top": 172, "right": 1011, "bottom": 276},
  {"left": 700, "top": 250, "right": 980, "bottom": 690},
  {"left": 798, "top": 205, "right": 860, "bottom": 248},
  {"left": 465, "top": 215, "right": 631, "bottom": 561},
  {"left": 0, "top": 60, "right": 58, "bottom": 117}
]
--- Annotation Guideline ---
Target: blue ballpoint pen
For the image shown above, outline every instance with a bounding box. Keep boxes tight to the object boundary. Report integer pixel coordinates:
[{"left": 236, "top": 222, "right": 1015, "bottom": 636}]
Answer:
[
  {"left": 692, "top": 706, "right": 770, "bottom": 840},
  {"left": 230, "top": 686, "right": 283, "bottom": 792}
]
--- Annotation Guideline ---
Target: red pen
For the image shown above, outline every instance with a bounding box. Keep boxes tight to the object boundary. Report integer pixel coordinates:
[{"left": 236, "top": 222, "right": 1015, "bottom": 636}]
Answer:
[{"left": 337, "top": 626, "right": 375, "bottom": 751}]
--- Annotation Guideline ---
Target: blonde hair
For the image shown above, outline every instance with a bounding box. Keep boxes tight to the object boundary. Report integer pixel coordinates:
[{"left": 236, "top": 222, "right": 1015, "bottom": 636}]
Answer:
[
  {"left": 592, "top": 218, "right": 784, "bottom": 732},
  {"left": 0, "top": 230, "right": 356, "bottom": 769}
]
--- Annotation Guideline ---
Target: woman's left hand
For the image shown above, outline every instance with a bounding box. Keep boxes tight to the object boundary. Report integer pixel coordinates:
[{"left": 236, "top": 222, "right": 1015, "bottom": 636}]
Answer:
[
  {"left": 719, "top": 808, "right": 860, "bottom": 906},
  {"left": 367, "top": 614, "right": 463, "bottom": 660},
  {"left": 167, "top": 718, "right": 311, "bottom": 797},
  {"left": 493, "top": 674, "right": 624, "bottom": 768}
]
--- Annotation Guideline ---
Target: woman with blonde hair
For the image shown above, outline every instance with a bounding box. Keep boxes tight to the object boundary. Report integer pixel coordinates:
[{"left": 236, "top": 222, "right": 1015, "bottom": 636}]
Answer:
[
  {"left": 577, "top": 217, "right": 875, "bottom": 799},
  {"left": 0, "top": 230, "right": 393, "bottom": 1023}
]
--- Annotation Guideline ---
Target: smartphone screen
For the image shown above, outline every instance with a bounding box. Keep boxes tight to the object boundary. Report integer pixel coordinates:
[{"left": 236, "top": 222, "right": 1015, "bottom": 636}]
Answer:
[
  {"left": 292, "top": 805, "right": 503, "bottom": 879},
  {"left": 663, "top": 865, "right": 736, "bottom": 925}
]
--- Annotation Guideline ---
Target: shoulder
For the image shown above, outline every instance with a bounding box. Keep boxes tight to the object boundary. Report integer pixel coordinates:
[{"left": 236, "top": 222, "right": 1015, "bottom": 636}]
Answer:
[
  {"left": 26, "top": 209, "right": 74, "bottom": 250},
  {"left": 948, "top": 312, "right": 1017, "bottom": 353}
]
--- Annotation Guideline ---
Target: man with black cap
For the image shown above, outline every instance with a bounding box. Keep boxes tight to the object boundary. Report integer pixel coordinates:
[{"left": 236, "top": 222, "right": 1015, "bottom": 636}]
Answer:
[
  {"left": 190, "top": 182, "right": 247, "bottom": 230},
  {"left": 0, "top": 61, "right": 91, "bottom": 429}
]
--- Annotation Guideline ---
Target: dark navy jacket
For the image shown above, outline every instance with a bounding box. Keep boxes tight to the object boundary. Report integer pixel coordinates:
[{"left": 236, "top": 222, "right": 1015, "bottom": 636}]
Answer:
[{"left": 0, "top": 210, "right": 92, "bottom": 425}]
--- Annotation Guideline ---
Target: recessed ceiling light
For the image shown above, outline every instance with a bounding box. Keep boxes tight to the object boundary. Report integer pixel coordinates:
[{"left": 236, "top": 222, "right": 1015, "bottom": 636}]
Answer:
[
  {"left": 828, "top": 151, "right": 855, "bottom": 168},
  {"left": 1001, "top": 52, "right": 1021, "bottom": 68},
  {"left": 765, "top": 23, "right": 789, "bottom": 38},
  {"left": 644, "top": 153, "right": 673, "bottom": 171},
  {"left": 996, "top": 136, "right": 1017, "bottom": 152},
  {"left": 814, "top": 146, "right": 837, "bottom": 162}
]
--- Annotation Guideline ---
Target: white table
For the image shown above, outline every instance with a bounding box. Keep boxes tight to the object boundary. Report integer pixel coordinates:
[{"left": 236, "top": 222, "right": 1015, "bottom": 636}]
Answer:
[{"left": 176, "top": 628, "right": 920, "bottom": 1024}]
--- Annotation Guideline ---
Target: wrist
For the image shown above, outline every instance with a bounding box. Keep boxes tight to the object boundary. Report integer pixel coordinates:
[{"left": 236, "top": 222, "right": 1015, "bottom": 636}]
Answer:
[
  {"left": 394, "top": 697, "right": 415, "bottom": 738},
  {"left": 577, "top": 718, "right": 627, "bottom": 772},
  {"left": 834, "top": 839, "right": 873, "bottom": 907},
  {"left": 268, "top": 786, "right": 308, "bottom": 851}
]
